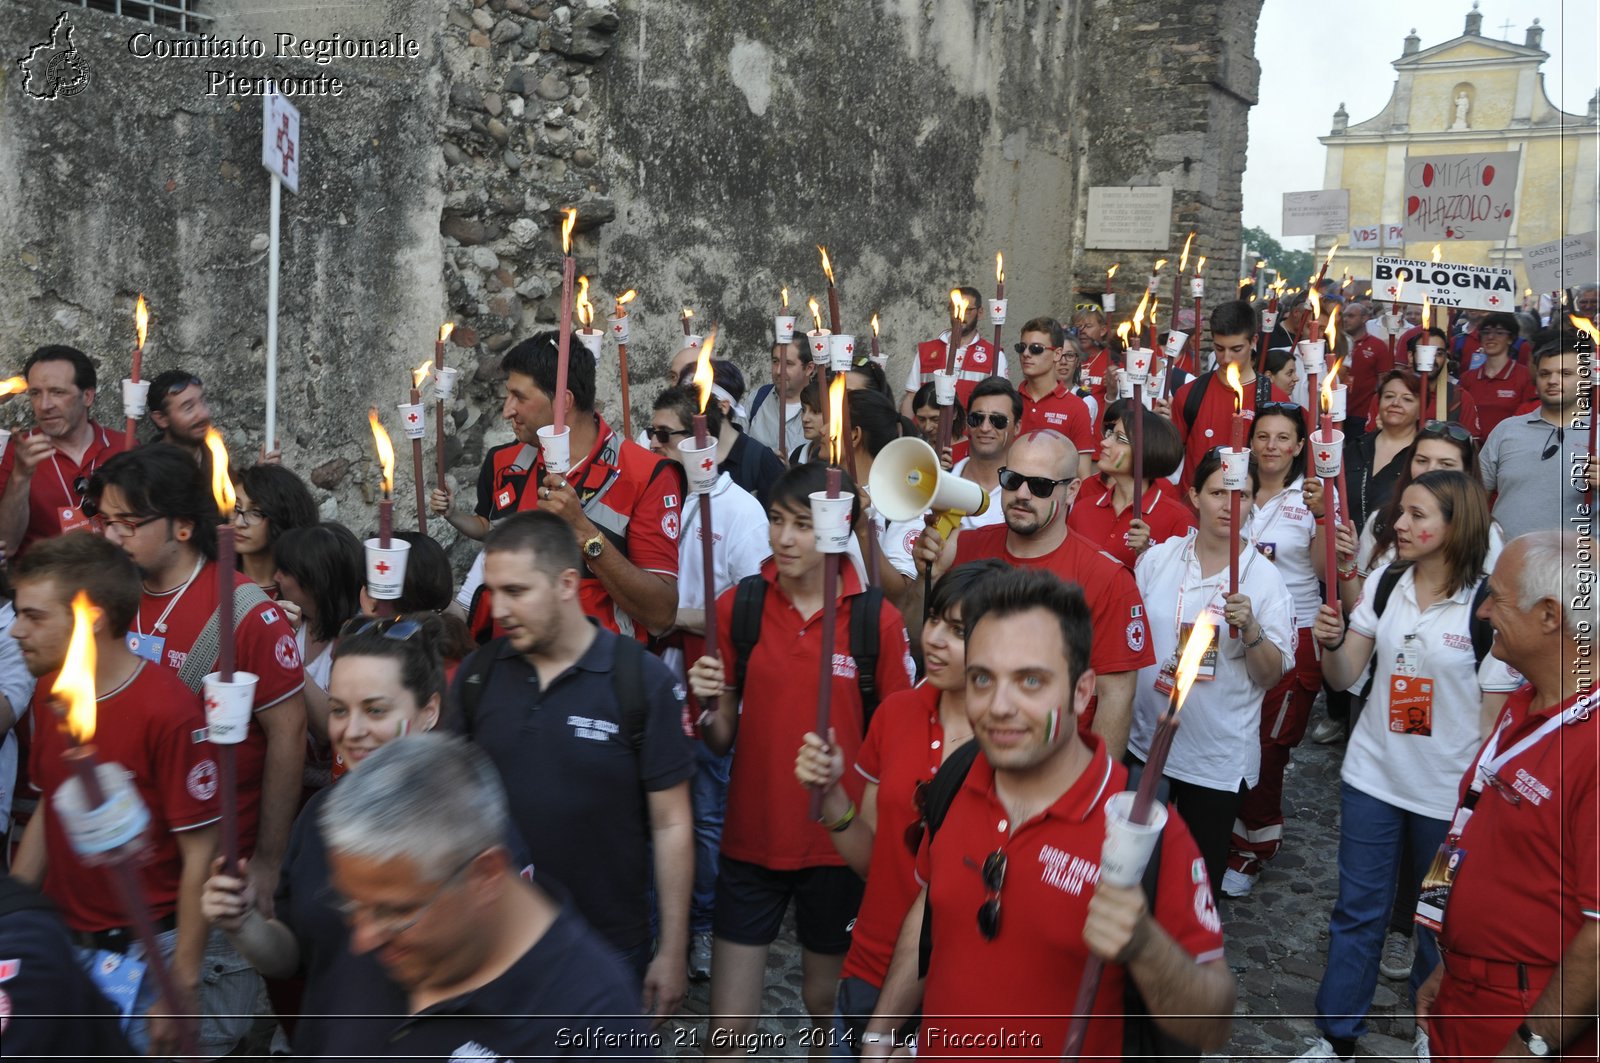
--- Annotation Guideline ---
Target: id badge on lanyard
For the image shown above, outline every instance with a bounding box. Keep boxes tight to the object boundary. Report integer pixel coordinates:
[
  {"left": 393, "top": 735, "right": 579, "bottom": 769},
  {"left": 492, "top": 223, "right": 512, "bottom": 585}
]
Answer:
[
  {"left": 126, "top": 631, "right": 166, "bottom": 665},
  {"left": 1388, "top": 634, "right": 1434, "bottom": 736},
  {"left": 1154, "top": 602, "right": 1223, "bottom": 694}
]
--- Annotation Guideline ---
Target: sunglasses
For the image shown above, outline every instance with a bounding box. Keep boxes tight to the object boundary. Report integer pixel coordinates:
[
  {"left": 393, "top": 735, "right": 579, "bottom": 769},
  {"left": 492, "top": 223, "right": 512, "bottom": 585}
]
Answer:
[
  {"left": 1256, "top": 401, "right": 1306, "bottom": 419},
  {"left": 1542, "top": 426, "right": 1563, "bottom": 462},
  {"left": 1073, "top": 303, "right": 1103, "bottom": 313},
  {"left": 340, "top": 614, "right": 425, "bottom": 641},
  {"left": 1013, "top": 342, "right": 1055, "bottom": 356},
  {"left": 902, "top": 780, "right": 931, "bottom": 856},
  {"left": 645, "top": 426, "right": 691, "bottom": 444},
  {"left": 1419, "top": 420, "right": 1473, "bottom": 445},
  {"left": 998, "top": 467, "right": 1074, "bottom": 498},
  {"left": 966, "top": 412, "right": 1011, "bottom": 431},
  {"left": 976, "top": 849, "right": 1006, "bottom": 940}
]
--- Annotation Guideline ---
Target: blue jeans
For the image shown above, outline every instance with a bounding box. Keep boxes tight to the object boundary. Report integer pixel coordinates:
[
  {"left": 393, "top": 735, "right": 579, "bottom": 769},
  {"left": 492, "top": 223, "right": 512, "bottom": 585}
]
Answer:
[
  {"left": 691, "top": 742, "right": 732, "bottom": 934},
  {"left": 1314, "top": 783, "right": 1446, "bottom": 1043}
]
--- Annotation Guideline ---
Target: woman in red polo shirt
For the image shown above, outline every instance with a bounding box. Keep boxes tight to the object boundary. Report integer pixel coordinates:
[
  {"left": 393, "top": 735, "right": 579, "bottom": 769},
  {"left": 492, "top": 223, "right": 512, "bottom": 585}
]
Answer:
[
  {"left": 1067, "top": 399, "right": 1193, "bottom": 569},
  {"left": 792, "top": 559, "right": 1003, "bottom": 1052}
]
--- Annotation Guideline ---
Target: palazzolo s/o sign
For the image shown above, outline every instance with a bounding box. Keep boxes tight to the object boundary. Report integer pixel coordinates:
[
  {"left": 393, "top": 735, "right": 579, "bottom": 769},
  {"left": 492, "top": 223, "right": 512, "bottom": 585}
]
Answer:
[{"left": 1371, "top": 256, "right": 1517, "bottom": 312}]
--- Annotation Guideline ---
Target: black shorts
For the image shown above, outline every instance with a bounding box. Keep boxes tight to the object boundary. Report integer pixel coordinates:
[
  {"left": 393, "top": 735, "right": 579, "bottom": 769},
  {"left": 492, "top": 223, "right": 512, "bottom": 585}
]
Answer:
[{"left": 713, "top": 856, "right": 864, "bottom": 954}]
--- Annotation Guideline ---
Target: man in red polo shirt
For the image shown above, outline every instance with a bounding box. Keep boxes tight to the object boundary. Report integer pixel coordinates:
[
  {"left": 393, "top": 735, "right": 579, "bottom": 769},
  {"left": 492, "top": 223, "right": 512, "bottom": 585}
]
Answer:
[
  {"left": 86, "top": 445, "right": 305, "bottom": 924},
  {"left": 860, "top": 569, "right": 1235, "bottom": 1059},
  {"left": 9, "top": 532, "right": 219, "bottom": 1057},
  {"left": 1015, "top": 317, "right": 1095, "bottom": 478},
  {"left": 1452, "top": 308, "right": 1532, "bottom": 370},
  {"left": 1417, "top": 531, "right": 1599, "bottom": 1062},
  {"left": 1170, "top": 300, "right": 1290, "bottom": 491},
  {"left": 900, "top": 285, "right": 1007, "bottom": 416},
  {"left": 917, "top": 430, "right": 1154, "bottom": 757},
  {"left": 432, "top": 334, "right": 682, "bottom": 639},
  {"left": 1342, "top": 302, "right": 1395, "bottom": 427},
  {"left": 0, "top": 346, "right": 127, "bottom": 555},
  {"left": 1458, "top": 312, "right": 1537, "bottom": 438},
  {"left": 1071, "top": 304, "right": 1119, "bottom": 408}
]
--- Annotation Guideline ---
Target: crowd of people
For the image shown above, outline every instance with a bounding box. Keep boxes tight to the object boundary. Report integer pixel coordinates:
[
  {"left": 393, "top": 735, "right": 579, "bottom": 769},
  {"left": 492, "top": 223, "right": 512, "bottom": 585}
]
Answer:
[{"left": 0, "top": 280, "right": 1594, "bottom": 1062}]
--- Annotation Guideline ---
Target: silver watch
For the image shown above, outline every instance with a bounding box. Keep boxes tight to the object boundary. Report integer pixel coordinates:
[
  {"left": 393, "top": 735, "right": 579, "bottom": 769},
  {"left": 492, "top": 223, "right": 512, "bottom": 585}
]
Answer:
[{"left": 1518, "top": 1024, "right": 1552, "bottom": 1057}]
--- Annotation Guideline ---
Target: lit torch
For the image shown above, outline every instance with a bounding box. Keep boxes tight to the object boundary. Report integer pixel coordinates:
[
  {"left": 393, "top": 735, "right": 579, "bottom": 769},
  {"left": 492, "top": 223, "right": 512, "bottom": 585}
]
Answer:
[
  {"left": 993, "top": 251, "right": 1007, "bottom": 351},
  {"left": 819, "top": 246, "right": 840, "bottom": 334},
  {"left": 126, "top": 295, "right": 150, "bottom": 448},
  {"left": 870, "top": 311, "right": 882, "bottom": 367},
  {"left": 554, "top": 207, "right": 579, "bottom": 434},
  {"left": 1226, "top": 364, "right": 1247, "bottom": 633},
  {"left": 1103, "top": 263, "right": 1120, "bottom": 313},
  {"left": 809, "top": 375, "right": 849, "bottom": 821},
  {"left": 1172, "top": 233, "right": 1194, "bottom": 344},
  {"left": 689, "top": 332, "right": 722, "bottom": 727},
  {"left": 203, "top": 428, "right": 246, "bottom": 874},
  {"left": 1187, "top": 256, "right": 1206, "bottom": 374},
  {"left": 1318, "top": 365, "right": 1346, "bottom": 610},
  {"left": 369, "top": 407, "right": 395, "bottom": 548},
  {"left": 613, "top": 289, "right": 638, "bottom": 440},
  {"left": 406, "top": 360, "right": 431, "bottom": 531},
  {"left": 936, "top": 290, "right": 967, "bottom": 453}
]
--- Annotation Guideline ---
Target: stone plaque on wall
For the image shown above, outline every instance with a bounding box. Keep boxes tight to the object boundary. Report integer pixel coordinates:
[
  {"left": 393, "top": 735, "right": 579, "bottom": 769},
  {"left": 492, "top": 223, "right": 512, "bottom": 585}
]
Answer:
[{"left": 1085, "top": 186, "right": 1174, "bottom": 250}]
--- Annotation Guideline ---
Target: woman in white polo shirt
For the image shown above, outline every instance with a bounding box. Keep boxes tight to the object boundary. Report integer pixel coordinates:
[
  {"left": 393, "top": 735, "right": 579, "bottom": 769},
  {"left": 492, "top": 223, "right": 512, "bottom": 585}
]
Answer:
[
  {"left": 1222, "top": 402, "right": 1328, "bottom": 898},
  {"left": 1297, "top": 470, "right": 1520, "bottom": 1063},
  {"left": 1128, "top": 448, "right": 1296, "bottom": 895}
]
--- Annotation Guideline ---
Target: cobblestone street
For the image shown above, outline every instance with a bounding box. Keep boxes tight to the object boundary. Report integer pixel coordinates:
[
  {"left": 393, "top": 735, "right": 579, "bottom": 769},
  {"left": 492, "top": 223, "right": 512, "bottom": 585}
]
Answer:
[{"left": 664, "top": 723, "right": 1423, "bottom": 1060}]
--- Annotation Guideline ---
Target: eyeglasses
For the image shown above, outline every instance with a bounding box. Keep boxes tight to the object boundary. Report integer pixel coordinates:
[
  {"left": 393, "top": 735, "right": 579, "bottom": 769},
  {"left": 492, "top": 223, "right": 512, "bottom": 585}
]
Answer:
[
  {"left": 976, "top": 849, "right": 1006, "bottom": 940},
  {"left": 1013, "top": 342, "right": 1055, "bottom": 356},
  {"left": 645, "top": 426, "right": 691, "bottom": 445},
  {"left": 232, "top": 507, "right": 267, "bottom": 527},
  {"left": 902, "top": 780, "right": 931, "bottom": 856},
  {"left": 1419, "top": 420, "right": 1473, "bottom": 444},
  {"left": 101, "top": 515, "right": 162, "bottom": 539},
  {"left": 998, "top": 467, "right": 1074, "bottom": 498},
  {"left": 966, "top": 412, "right": 1011, "bottom": 431},
  {"left": 340, "top": 614, "right": 426, "bottom": 642},
  {"left": 1542, "top": 426, "right": 1563, "bottom": 462},
  {"left": 324, "top": 851, "right": 478, "bottom": 938}
]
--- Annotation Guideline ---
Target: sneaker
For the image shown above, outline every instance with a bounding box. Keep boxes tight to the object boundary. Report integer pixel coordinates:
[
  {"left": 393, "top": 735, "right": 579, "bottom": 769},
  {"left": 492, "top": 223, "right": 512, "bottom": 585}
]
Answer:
[
  {"left": 1413, "top": 1026, "right": 1431, "bottom": 1063},
  {"left": 1380, "top": 931, "right": 1414, "bottom": 980},
  {"left": 1291, "top": 1037, "right": 1340, "bottom": 1061},
  {"left": 1220, "top": 868, "right": 1256, "bottom": 898},
  {"left": 689, "top": 931, "right": 713, "bottom": 981},
  {"left": 1310, "top": 717, "right": 1347, "bottom": 745}
]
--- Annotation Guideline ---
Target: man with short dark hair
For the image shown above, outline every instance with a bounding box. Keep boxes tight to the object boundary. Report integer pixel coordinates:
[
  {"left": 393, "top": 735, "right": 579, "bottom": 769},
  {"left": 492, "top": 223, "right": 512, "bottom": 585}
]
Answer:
[
  {"left": 950, "top": 376, "right": 1018, "bottom": 532},
  {"left": 0, "top": 345, "right": 127, "bottom": 554},
  {"left": 432, "top": 333, "right": 683, "bottom": 638},
  {"left": 447, "top": 510, "right": 695, "bottom": 1017},
  {"left": 900, "top": 285, "right": 1007, "bottom": 416},
  {"left": 1480, "top": 339, "right": 1592, "bottom": 540},
  {"left": 861, "top": 569, "right": 1235, "bottom": 1058},
  {"left": 748, "top": 337, "right": 813, "bottom": 461},
  {"left": 145, "top": 370, "right": 212, "bottom": 459},
  {"left": 1169, "top": 300, "right": 1290, "bottom": 491},
  {"left": 1014, "top": 317, "right": 1095, "bottom": 478}
]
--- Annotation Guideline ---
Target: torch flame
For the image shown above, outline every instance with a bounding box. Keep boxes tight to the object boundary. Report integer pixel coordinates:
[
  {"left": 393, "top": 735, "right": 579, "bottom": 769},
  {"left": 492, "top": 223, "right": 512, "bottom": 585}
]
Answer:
[
  {"left": 617, "top": 289, "right": 638, "bottom": 309},
  {"left": 1322, "top": 358, "right": 1344, "bottom": 412},
  {"left": 1524, "top": 288, "right": 1533, "bottom": 298},
  {"left": 1326, "top": 305, "right": 1340, "bottom": 350},
  {"left": 0, "top": 376, "right": 27, "bottom": 398},
  {"left": 438, "top": 322, "right": 455, "bottom": 344},
  {"left": 950, "top": 289, "right": 969, "bottom": 320},
  {"left": 1132, "top": 291, "right": 1150, "bottom": 334},
  {"left": 1309, "top": 290, "right": 1322, "bottom": 321},
  {"left": 1431, "top": 244, "right": 1442, "bottom": 263},
  {"left": 996, "top": 251, "right": 1004, "bottom": 284},
  {"left": 576, "top": 275, "right": 593, "bottom": 328},
  {"left": 413, "top": 359, "right": 433, "bottom": 390},
  {"left": 134, "top": 294, "right": 149, "bottom": 350},
  {"left": 808, "top": 297, "right": 823, "bottom": 332},
  {"left": 1256, "top": 260, "right": 1267, "bottom": 270},
  {"left": 1421, "top": 296, "right": 1431, "bottom": 332},
  {"left": 1570, "top": 316, "right": 1599, "bottom": 345},
  {"left": 1178, "top": 233, "right": 1195, "bottom": 272},
  {"left": 1153, "top": 258, "right": 1168, "bottom": 274},
  {"left": 1107, "top": 264, "right": 1120, "bottom": 280},
  {"left": 1195, "top": 256, "right": 1207, "bottom": 274},
  {"left": 1225, "top": 363, "right": 1245, "bottom": 412},
  {"left": 683, "top": 307, "right": 695, "bottom": 323},
  {"left": 203, "top": 428, "right": 236, "bottom": 515},
  {"left": 818, "top": 246, "right": 836, "bottom": 286},
  {"left": 871, "top": 312, "right": 880, "bottom": 338},
  {"left": 1322, "top": 241, "right": 1339, "bottom": 271},
  {"left": 827, "top": 374, "right": 846, "bottom": 466},
  {"left": 561, "top": 207, "right": 577, "bottom": 254},
  {"left": 1116, "top": 322, "right": 1133, "bottom": 348},
  {"left": 52, "top": 591, "right": 100, "bottom": 744},
  {"left": 368, "top": 408, "right": 395, "bottom": 494},
  {"left": 693, "top": 330, "right": 717, "bottom": 415},
  {"left": 780, "top": 287, "right": 789, "bottom": 311},
  {"left": 1170, "top": 614, "right": 1215, "bottom": 715}
]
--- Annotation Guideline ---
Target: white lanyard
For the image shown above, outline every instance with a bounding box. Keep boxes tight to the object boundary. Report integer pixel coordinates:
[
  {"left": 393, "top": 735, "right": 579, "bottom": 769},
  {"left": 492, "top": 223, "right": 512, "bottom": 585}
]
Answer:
[
  {"left": 1247, "top": 482, "right": 1297, "bottom": 553},
  {"left": 1170, "top": 537, "right": 1248, "bottom": 644},
  {"left": 47, "top": 427, "right": 105, "bottom": 501},
  {"left": 1469, "top": 694, "right": 1593, "bottom": 796},
  {"left": 136, "top": 557, "right": 206, "bottom": 637}
]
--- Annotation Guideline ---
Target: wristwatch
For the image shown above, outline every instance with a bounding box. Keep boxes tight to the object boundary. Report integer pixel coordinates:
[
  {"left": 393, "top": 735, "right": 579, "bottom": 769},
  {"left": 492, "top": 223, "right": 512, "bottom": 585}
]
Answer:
[
  {"left": 1517, "top": 1024, "right": 1552, "bottom": 1056},
  {"left": 582, "top": 532, "right": 606, "bottom": 559}
]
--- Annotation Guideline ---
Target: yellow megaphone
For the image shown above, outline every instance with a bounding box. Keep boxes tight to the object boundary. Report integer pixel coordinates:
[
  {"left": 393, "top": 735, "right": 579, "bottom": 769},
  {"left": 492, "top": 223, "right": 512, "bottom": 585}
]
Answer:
[{"left": 868, "top": 436, "right": 991, "bottom": 524}]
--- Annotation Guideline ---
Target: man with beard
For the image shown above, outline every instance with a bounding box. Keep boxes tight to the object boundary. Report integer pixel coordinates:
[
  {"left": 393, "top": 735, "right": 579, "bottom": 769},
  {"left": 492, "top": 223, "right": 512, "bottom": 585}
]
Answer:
[{"left": 145, "top": 371, "right": 213, "bottom": 459}]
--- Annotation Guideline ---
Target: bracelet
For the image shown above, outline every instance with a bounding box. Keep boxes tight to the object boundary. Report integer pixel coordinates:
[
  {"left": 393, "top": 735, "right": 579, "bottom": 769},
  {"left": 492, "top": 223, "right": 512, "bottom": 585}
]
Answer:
[
  {"left": 1337, "top": 566, "right": 1359, "bottom": 581},
  {"left": 822, "top": 801, "right": 858, "bottom": 833},
  {"left": 1323, "top": 632, "right": 1346, "bottom": 651},
  {"left": 1242, "top": 626, "right": 1267, "bottom": 650}
]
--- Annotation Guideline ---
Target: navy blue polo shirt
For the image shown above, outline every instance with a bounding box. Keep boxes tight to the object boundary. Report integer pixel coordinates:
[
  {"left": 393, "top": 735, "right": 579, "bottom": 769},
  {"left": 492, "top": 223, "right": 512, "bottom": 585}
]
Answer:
[
  {"left": 278, "top": 784, "right": 536, "bottom": 1058},
  {"left": 312, "top": 888, "right": 655, "bottom": 1061},
  {"left": 447, "top": 625, "right": 694, "bottom": 954}
]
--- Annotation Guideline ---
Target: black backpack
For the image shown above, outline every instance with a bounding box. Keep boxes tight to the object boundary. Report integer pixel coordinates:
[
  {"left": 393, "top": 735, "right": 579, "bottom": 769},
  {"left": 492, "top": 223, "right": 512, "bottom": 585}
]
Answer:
[
  {"left": 454, "top": 633, "right": 651, "bottom": 748},
  {"left": 729, "top": 574, "right": 886, "bottom": 727},
  {"left": 1181, "top": 368, "right": 1273, "bottom": 433},
  {"left": 914, "top": 744, "right": 1198, "bottom": 1063}
]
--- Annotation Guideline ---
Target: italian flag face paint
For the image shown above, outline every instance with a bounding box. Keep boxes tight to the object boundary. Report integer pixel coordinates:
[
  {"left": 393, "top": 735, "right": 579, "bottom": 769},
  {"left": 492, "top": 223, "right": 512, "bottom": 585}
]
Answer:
[{"left": 1045, "top": 707, "right": 1061, "bottom": 744}]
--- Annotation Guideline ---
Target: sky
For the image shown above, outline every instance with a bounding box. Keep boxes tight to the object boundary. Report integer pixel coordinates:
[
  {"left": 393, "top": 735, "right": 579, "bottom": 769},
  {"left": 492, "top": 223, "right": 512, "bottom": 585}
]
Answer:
[{"left": 1242, "top": 0, "right": 1599, "bottom": 251}]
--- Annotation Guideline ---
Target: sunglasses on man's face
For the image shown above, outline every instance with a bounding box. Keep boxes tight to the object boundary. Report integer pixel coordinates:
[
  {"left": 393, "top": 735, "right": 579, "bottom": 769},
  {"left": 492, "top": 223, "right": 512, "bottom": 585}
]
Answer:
[
  {"left": 966, "top": 412, "right": 1011, "bottom": 431},
  {"left": 645, "top": 426, "right": 691, "bottom": 445},
  {"left": 998, "top": 468, "right": 1074, "bottom": 498},
  {"left": 1013, "top": 342, "right": 1055, "bottom": 356}
]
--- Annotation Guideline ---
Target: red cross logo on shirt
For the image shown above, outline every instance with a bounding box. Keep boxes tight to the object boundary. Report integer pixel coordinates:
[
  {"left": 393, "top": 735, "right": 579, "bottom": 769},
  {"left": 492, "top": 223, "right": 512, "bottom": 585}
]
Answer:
[
  {"left": 700, "top": 456, "right": 715, "bottom": 473},
  {"left": 374, "top": 560, "right": 392, "bottom": 575}
]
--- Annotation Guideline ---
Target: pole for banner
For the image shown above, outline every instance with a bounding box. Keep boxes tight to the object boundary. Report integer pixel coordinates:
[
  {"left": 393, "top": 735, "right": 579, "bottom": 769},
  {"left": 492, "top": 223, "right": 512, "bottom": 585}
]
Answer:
[{"left": 266, "top": 173, "right": 281, "bottom": 452}]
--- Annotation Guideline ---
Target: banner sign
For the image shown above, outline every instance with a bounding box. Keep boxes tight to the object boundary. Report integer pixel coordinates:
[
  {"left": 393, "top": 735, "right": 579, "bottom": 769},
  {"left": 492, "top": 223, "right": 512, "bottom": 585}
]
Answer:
[
  {"left": 1403, "top": 151, "right": 1518, "bottom": 242},
  {"left": 1371, "top": 256, "right": 1516, "bottom": 311}
]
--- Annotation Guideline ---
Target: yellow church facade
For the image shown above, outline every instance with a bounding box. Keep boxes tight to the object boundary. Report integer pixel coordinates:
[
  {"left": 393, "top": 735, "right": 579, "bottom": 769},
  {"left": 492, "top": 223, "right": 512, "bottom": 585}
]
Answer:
[{"left": 1316, "top": 5, "right": 1597, "bottom": 294}]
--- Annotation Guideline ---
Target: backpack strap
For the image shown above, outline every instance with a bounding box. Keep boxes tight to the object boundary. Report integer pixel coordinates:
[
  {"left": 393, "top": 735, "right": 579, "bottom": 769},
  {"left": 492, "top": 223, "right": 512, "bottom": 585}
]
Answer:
[
  {"left": 849, "top": 586, "right": 885, "bottom": 728},
  {"left": 749, "top": 383, "right": 774, "bottom": 421},
  {"left": 916, "top": 740, "right": 983, "bottom": 978},
  {"left": 1468, "top": 576, "right": 1494, "bottom": 668},
  {"left": 455, "top": 638, "right": 506, "bottom": 737},
  {"left": 729, "top": 575, "right": 767, "bottom": 703},
  {"left": 611, "top": 634, "right": 649, "bottom": 750},
  {"left": 1181, "top": 371, "right": 1213, "bottom": 437},
  {"left": 1372, "top": 561, "right": 1409, "bottom": 617}
]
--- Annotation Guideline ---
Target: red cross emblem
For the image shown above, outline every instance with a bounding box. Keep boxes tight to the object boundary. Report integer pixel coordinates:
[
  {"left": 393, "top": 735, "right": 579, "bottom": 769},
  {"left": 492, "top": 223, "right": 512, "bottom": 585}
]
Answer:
[
  {"left": 1317, "top": 449, "right": 1332, "bottom": 463},
  {"left": 407, "top": 412, "right": 420, "bottom": 424},
  {"left": 700, "top": 456, "right": 715, "bottom": 472},
  {"left": 1387, "top": 285, "right": 1398, "bottom": 296},
  {"left": 1488, "top": 295, "right": 1500, "bottom": 305},
  {"left": 374, "top": 560, "right": 392, "bottom": 575},
  {"left": 612, "top": 322, "right": 624, "bottom": 333},
  {"left": 1134, "top": 358, "right": 1147, "bottom": 371},
  {"left": 205, "top": 695, "right": 219, "bottom": 712},
  {"left": 844, "top": 343, "right": 853, "bottom": 355},
  {"left": 813, "top": 340, "right": 826, "bottom": 354}
]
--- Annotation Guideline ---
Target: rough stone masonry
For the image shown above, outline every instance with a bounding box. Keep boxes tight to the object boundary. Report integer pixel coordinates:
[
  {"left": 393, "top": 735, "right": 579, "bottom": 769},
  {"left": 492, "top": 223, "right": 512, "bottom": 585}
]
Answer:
[{"left": 0, "top": 0, "right": 1261, "bottom": 569}]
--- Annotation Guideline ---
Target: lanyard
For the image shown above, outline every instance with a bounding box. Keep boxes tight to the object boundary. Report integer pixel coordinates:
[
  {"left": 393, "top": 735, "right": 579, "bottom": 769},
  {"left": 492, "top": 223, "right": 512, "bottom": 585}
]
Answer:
[
  {"left": 1246, "top": 481, "right": 1298, "bottom": 552},
  {"left": 1470, "top": 694, "right": 1592, "bottom": 794},
  {"left": 1171, "top": 536, "right": 1244, "bottom": 644},
  {"left": 46, "top": 427, "right": 106, "bottom": 502},
  {"left": 135, "top": 557, "right": 205, "bottom": 637}
]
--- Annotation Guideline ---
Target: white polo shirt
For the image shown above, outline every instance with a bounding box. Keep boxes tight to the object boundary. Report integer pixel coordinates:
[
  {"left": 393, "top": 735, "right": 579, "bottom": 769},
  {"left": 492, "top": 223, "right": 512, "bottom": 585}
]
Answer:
[
  {"left": 864, "top": 503, "right": 922, "bottom": 582},
  {"left": 1128, "top": 530, "right": 1297, "bottom": 792},
  {"left": 1343, "top": 561, "right": 1522, "bottom": 820},
  {"left": 1246, "top": 477, "right": 1321, "bottom": 627},
  {"left": 677, "top": 473, "right": 771, "bottom": 611},
  {"left": 950, "top": 457, "right": 1005, "bottom": 531}
]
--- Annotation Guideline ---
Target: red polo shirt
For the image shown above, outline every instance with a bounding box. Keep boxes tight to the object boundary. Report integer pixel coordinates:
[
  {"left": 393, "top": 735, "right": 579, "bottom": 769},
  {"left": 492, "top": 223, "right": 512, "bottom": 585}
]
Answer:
[
  {"left": 1460, "top": 359, "right": 1537, "bottom": 439},
  {"left": 1346, "top": 333, "right": 1395, "bottom": 428},
  {"left": 1019, "top": 383, "right": 1095, "bottom": 452},
  {"left": 29, "top": 661, "right": 217, "bottom": 931},
  {"left": 713, "top": 560, "right": 914, "bottom": 870},
  {"left": 842, "top": 684, "right": 950, "bottom": 987},
  {"left": 0, "top": 423, "right": 127, "bottom": 554},
  {"left": 1079, "top": 349, "right": 1114, "bottom": 405},
  {"left": 916, "top": 738, "right": 1224, "bottom": 1059},
  {"left": 913, "top": 336, "right": 1002, "bottom": 408},
  {"left": 953, "top": 526, "right": 1154, "bottom": 677},
  {"left": 1067, "top": 476, "right": 1195, "bottom": 570},
  {"left": 1170, "top": 371, "right": 1289, "bottom": 491}
]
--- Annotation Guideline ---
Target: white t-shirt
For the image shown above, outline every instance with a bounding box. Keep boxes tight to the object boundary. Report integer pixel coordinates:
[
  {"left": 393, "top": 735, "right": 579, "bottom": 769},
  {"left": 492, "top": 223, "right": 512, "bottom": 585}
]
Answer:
[
  {"left": 1127, "top": 531, "right": 1297, "bottom": 792},
  {"left": 454, "top": 548, "right": 486, "bottom": 612},
  {"left": 1342, "top": 561, "right": 1522, "bottom": 820},
  {"left": 1246, "top": 477, "right": 1322, "bottom": 627},
  {"left": 0, "top": 603, "right": 37, "bottom": 833},
  {"left": 677, "top": 473, "right": 770, "bottom": 611},
  {"left": 865, "top": 504, "right": 922, "bottom": 581},
  {"left": 950, "top": 457, "right": 1005, "bottom": 531}
]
